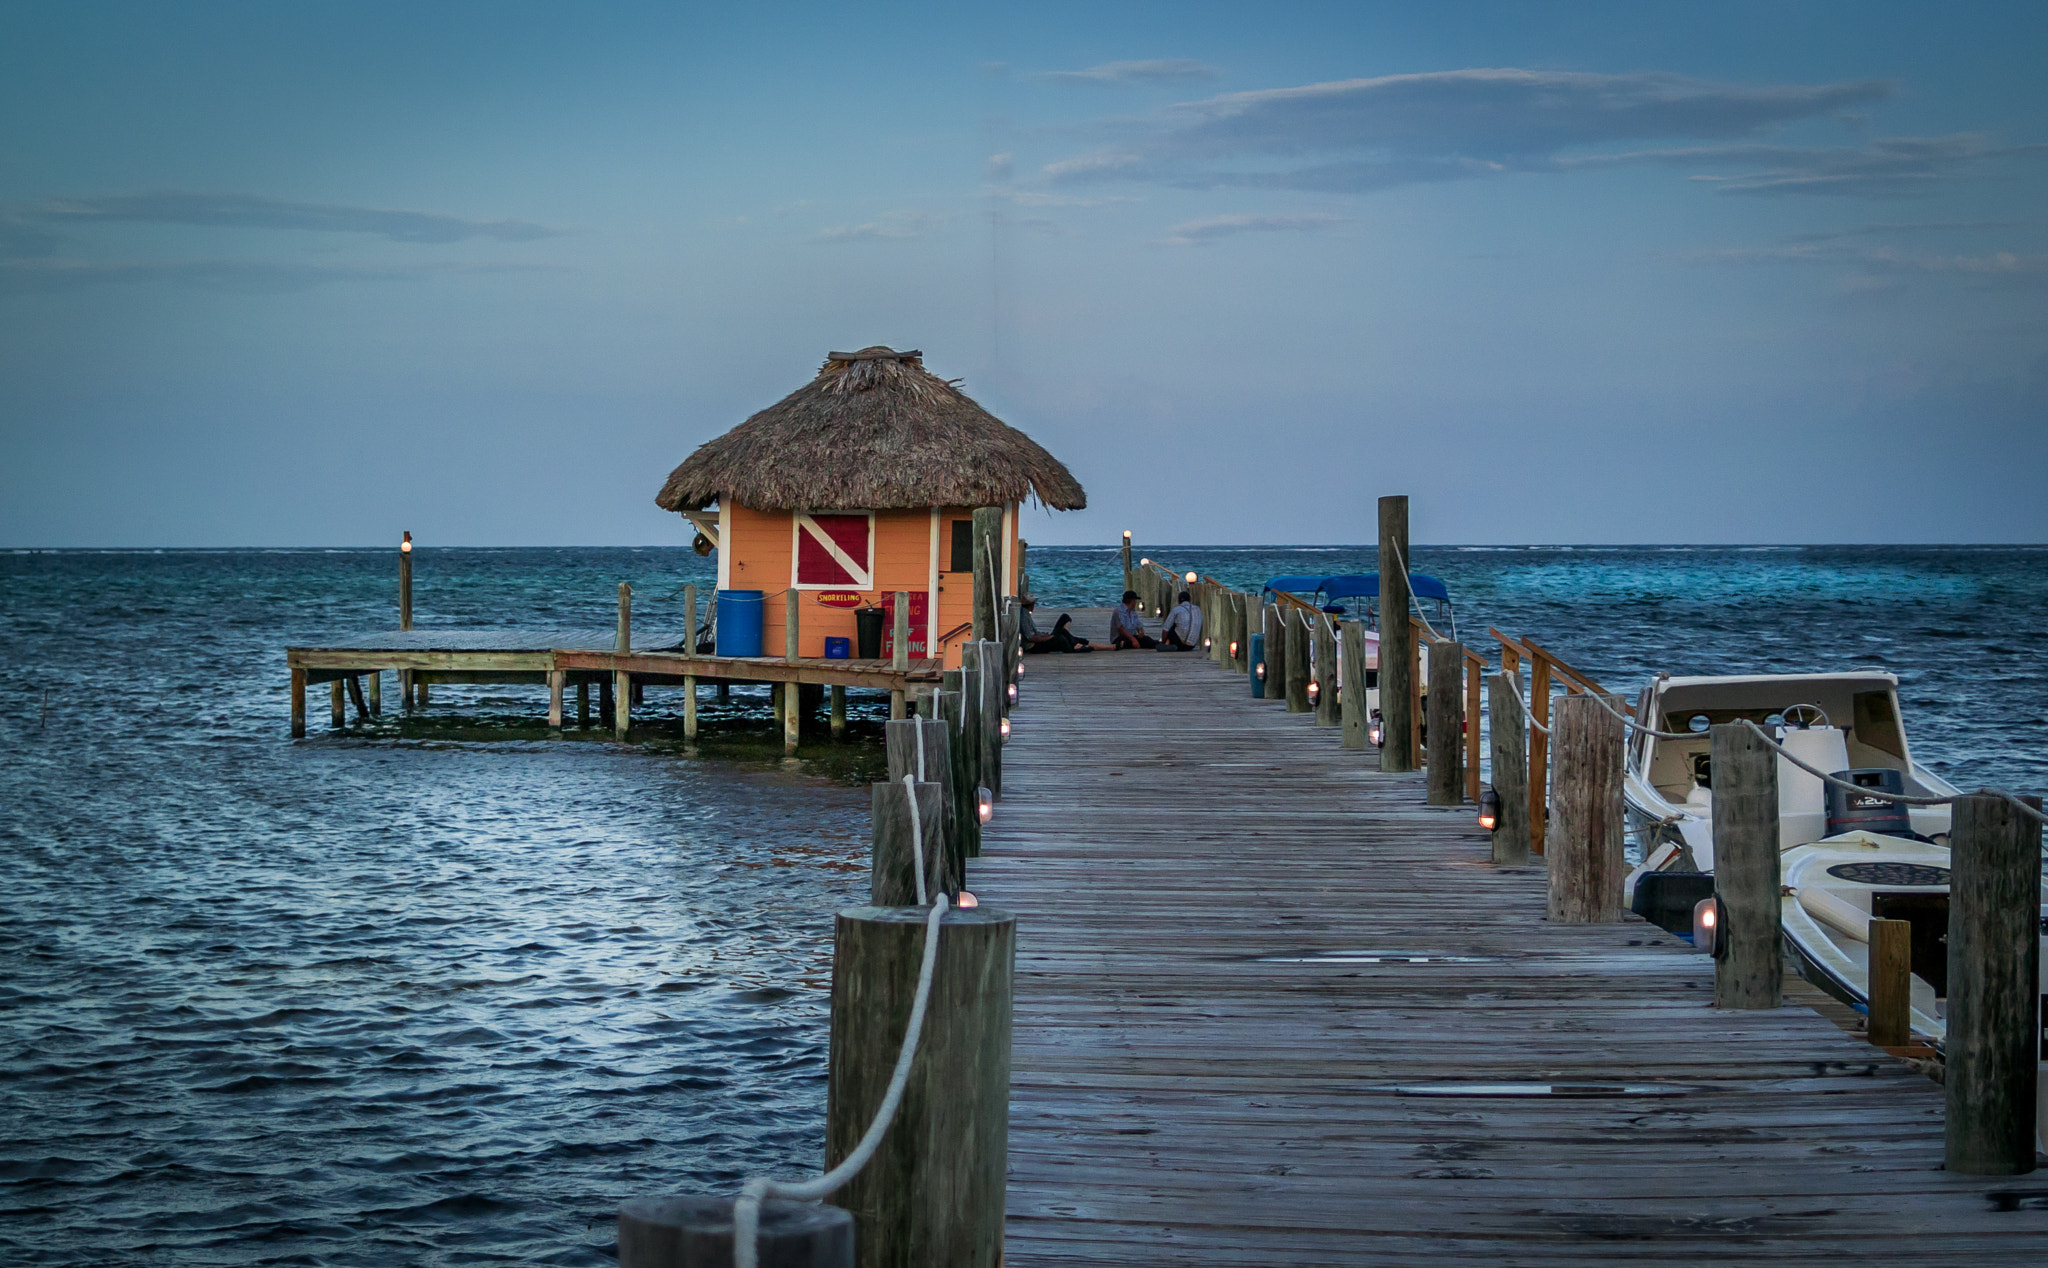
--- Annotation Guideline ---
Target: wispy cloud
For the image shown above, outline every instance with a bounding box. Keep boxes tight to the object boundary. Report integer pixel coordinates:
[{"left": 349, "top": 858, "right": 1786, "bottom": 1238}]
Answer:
[
  {"left": 1695, "top": 239, "right": 2048, "bottom": 288},
  {"left": 1039, "top": 59, "right": 1220, "bottom": 86},
  {"left": 814, "top": 212, "right": 952, "bottom": 243},
  {"left": 21, "top": 192, "right": 561, "bottom": 243},
  {"left": 1566, "top": 135, "right": 2048, "bottom": 197},
  {"left": 1160, "top": 213, "right": 1344, "bottom": 246},
  {"left": 1041, "top": 68, "right": 1994, "bottom": 197},
  {"left": 0, "top": 257, "right": 559, "bottom": 295}
]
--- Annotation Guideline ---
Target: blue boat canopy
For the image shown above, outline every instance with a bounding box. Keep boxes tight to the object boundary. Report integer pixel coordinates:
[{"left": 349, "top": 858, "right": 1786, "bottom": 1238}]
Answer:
[{"left": 1264, "top": 573, "right": 1451, "bottom": 603}]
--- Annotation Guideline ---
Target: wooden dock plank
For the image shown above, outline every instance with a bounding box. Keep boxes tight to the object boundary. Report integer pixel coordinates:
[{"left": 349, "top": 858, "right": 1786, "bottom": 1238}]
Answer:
[{"left": 976, "top": 646, "right": 2047, "bottom": 1263}]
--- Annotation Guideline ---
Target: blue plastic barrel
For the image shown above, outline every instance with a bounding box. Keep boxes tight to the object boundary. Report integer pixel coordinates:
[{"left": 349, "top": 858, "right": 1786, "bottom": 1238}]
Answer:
[
  {"left": 1249, "top": 632, "right": 1267, "bottom": 698},
  {"left": 716, "top": 589, "right": 765, "bottom": 657}
]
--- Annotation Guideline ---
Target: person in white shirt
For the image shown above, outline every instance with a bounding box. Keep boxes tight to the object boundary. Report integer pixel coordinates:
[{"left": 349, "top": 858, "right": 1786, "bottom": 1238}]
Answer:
[{"left": 1160, "top": 591, "right": 1202, "bottom": 652}]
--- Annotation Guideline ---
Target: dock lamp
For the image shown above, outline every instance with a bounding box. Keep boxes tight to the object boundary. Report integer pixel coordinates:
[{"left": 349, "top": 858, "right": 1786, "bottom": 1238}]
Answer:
[
  {"left": 1368, "top": 709, "right": 1385, "bottom": 748},
  {"left": 1307, "top": 680, "right": 1320, "bottom": 705},
  {"left": 1691, "top": 896, "right": 1727, "bottom": 958},
  {"left": 1478, "top": 785, "right": 1501, "bottom": 831},
  {"left": 977, "top": 786, "right": 994, "bottom": 825},
  {"left": 401, "top": 531, "right": 412, "bottom": 553},
  {"left": 1000, "top": 716, "right": 1011, "bottom": 743},
  {"left": 1185, "top": 571, "right": 1198, "bottom": 584},
  {"left": 1229, "top": 639, "right": 1240, "bottom": 659},
  {"left": 1006, "top": 682, "right": 1018, "bottom": 707}
]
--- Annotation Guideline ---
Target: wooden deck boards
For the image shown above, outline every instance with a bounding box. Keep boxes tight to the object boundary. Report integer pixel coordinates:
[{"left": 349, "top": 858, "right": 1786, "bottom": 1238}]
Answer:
[{"left": 976, "top": 647, "right": 2046, "bottom": 1263}]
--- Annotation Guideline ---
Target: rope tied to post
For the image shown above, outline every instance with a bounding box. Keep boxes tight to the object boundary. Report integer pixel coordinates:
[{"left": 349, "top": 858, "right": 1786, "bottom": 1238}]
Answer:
[
  {"left": 1387, "top": 538, "right": 1445, "bottom": 642},
  {"left": 1491, "top": 671, "right": 1552, "bottom": 735}
]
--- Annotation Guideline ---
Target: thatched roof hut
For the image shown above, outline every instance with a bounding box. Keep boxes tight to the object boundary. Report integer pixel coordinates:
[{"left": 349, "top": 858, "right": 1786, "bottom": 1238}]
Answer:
[{"left": 654, "top": 347, "right": 1086, "bottom": 513}]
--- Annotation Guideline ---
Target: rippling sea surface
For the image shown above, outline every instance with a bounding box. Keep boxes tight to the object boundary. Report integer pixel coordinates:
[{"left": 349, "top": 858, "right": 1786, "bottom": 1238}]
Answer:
[{"left": 4, "top": 544, "right": 2045, "bottom": 1264}]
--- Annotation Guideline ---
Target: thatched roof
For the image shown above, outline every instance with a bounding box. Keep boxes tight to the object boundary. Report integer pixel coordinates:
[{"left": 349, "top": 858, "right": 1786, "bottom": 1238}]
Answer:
[{"left": 654, "top": 347, "right": 1086, "bottom": 513}]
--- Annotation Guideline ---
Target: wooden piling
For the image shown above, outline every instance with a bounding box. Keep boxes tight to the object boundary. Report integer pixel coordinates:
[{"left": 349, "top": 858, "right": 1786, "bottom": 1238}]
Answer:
[
  {"left": 1377, "top": 495, "right": 1416, "bottom": 772},
  {"left": 1313, "top": 613, "right": 1339, "bottom": 727},
  {"left": 1121, "top": 531, "right": 1133, "bottom": 598},
  {"left": 977, "top": 641, "right": 1003, "bottom": 799},
  {"left": 417, "top": 677, "right": 429, "bottom": 708},
  {"left": 366, "top": 669, "right": 380, "bottom": 717},
  {"left": 1528, "top": 656, "right": 1552, "bottom": 855},
  {"left": 1709, "top": 722, "right": 1782, "bottom": 1008},
  {"left": 683, "top": 675, "right": 698, "bottom": 740},
  {"left": 346, "top": 673, "right": 370, "bottom": 722},
  {"left": 971, "top": 507, "right": 1002, "bottom": 641},
  {"left": 1464, "top": 656, "right": 1483, "bottom": 804},
  {"left": 1867, "top": 917, "right": 1912, "bottom": 1048},
  {"left": 1945, "top": 791, "right": 2042, "bottom": 1175},
  {"left": 785, "top": 587, "right": 799, "bottom": 663},
  {"left": 1426, "top": 639, "right": 1464, "bottom": 805},
  {"left": 888, "top": 717, "right": 959, "bottom": 885},
  {"left": 1486, "top": 673, "right": 1531, "bottom": 864},
  {"left": 890, "top": 690, "right": 906, "bottom": 720},
  {"left": 1262, "top": 603, "right": 1285, "bottom": 705},
  {"left": 944, "top": 669, "right": 981, "bottom": 858},
  {"left": 1209, "top": 587, "right": 1227, "bottom": 664},
  {"left": 826, "top": 905, "right": 1014, "bottom": 1268},
  {"left": 830, "top": 685, "right": 847, "bottom": 738},
  {"left": 783, "top": 675, "right": 800, "bottom": 755},
  {"left": 871, "top": 779, "right": 950, "bottom": 904},
  {"left": 615, "top": 670, "right": 632, "bottom": 740},
  {"left": 548, "top": 670, "right": 565, "bottom": 729},
  {"left": 618, "top": 1195, "right": 852, "bottom": 1268},
  {"left": 330, "top": 679, "right": 345, "bottom": 729},
  {"left": 399, "top": 531, "right": 413, "bottom": 630},
  {"left": 1340, "top": 619, "right": 1368, "bottom": 749},
  {"left": 1284, "top": 609, "right": 1311, "bottom": 712},
  {"left": 682, "top": 584, "right": 697, "bottom": 659},
  {"left": 1547, "top": 694, "right": 1624, "bottom": 923},
  {"left": 892, "top": 590, "right": 910, "bottom": 672},
  {"left": 578, "top": 680, "right": 590, "bottom": 728},
  {"left": 290, "top": 667, "right": 306, "bottom": 738},
  {"left": 618, "top": 582, "right": 632, "bottom": 654},
  {"left": 1233, "top": 592, "right": 1251, "bottom": 673}
]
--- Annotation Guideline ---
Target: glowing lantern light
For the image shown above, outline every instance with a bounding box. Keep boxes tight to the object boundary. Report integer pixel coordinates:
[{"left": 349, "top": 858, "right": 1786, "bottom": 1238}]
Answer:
[
  {"left": 1185, "top": 571, "right": 1197, "bottom": 584},
  {"left": 1006, "top": 682, "right": 1018, "bottom": 706},
  {"left": 977, "top": 787, "right": 994, "bottom": 824},
  {"left": 1307, "top": 680, "right": 1320, "bottom": 704},
  {"left": 1000, "top": 716, "right": 1011, "bottom": 742},
  {"left": 1229, "top": 640, "right": 1239, "bottom": 658},
  {"left": 957, "top": 891, "right": 979, "bottom": 909},
  {"left": 1478, "top": 786, "right": 1501, "bottom": 831}
]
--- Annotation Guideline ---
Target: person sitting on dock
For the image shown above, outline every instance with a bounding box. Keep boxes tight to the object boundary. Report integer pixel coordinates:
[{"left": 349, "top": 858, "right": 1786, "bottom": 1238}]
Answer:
[
  {"left": 1022, "top": 597, "right": 1094, "bottom": 654},
  {"left": 1109, "top": 591, "right": 1156, "bottom": 650},
  {"left": 1160, "top": 591, "right": 1202, "bottom": 652}
]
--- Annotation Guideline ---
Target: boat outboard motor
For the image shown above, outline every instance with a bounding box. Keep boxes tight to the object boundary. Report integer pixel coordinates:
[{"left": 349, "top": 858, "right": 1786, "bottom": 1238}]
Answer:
[{"left": 1825, "top": 768, "right": 1915, "bottom": 838}]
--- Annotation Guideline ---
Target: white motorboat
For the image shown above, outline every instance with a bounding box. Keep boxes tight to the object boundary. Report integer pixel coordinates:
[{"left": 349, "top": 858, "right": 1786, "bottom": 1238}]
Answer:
[{"left": 1621, "top": 670, "right": 1956, "bottom": 879}]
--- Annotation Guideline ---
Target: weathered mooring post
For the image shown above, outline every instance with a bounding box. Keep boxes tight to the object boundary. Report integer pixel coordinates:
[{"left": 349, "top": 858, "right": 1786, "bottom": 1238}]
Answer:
[
  {"left": 870, "top": 777, "right": 949, "bottom": 904},
  {"left": 971, "top": 507, "right": 1002, "bottom": 642},
  {"left": 1340, "top": 619, "right": 1368, "bottom": 749},
  {"left": 1548, "top": 694, "right": 1624, "bottom": 922},
  {"left": 1262, "top": 603, "right": 1285, "bottom": 705},
  {"left": 1486, "top": 672, "right": 1530, "bottom": 863},
  {"left": 399, "top": 530, "right": 415, "bottom": 711},
  {"left": 1121, "top": 529, "right": 1133, "bottom": 598},
  {"left": 1313, "top": 613, "right": 1339, "bottom": 727},
  {"left": 1710, "top": 723, "right": 1781, "bottom": 1008},
  {"left": 827, "top": 904, "right": 1015, "bottom": 1267},
  {"left": 1284, "top": 609, "right": 1311, "bottom": 712},
  {"left": 615, "top": 582, "right": 633, "bottom": 740},
  {"left": 1426, "top": 638, "right": 1465, "bottom": 806},
  {"left": 1377, "top": 496, "right": 1416, "bottom": 772},
  {"left": 1866, "top": 917, "right": 1912, "bottom": 1047},
  {"left": 1945, "top": 790, "right": 2042, "bottom": 1176},
  {"left": 888, "top": 716, "right": 959, "bottom": 885}
]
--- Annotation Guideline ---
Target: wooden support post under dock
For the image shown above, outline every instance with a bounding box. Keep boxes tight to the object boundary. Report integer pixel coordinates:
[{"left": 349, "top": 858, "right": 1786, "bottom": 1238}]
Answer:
[
  {"left": 1867, "top": 917, "right": 1912, "bottom": 1048},
  {"left": 548, "top": 670, "right": 564, "bottom": 729},
  {"left": 1711, "top": 721, "right": 1783, "bottom": 1008},
  {"left": 1486, "top": 671, "right": 1531, "bottom": 863},
  {"left": 1945, "top": 790, "right": 2043, "bottom": 1175},
  {"left": 577, "top": 680, "right": 590, "bottom": 728},
  {"left": 365, "top": 669, "right": 380, "bottom": 716},
  {"left": 1426, "top": 637, "right": 1464, "bottom": 805},
  {"left": 614, "top": 670, "right": 630, "bottom": 740},
  {"left": 682, "top": 674, "right": 697, "bottom": 740},
  {"left": 830, "top": 684, "right": 846, "bottom": 738},
  {"left": 1547, "top": 693, "right": 1624, "bottom": 922},
  {"left": 1377, "top": 494, "right": 1416, "bottom": 771},
  {"left": 1312, "top": 612, "right": 1338, "bottom": 727},
  {"left": 330, "top": 679, "right": 345, "bottom": 729},
  {"left": 290, "top": 667, "right": 306, "bottom": 737},
  {"left": 826, "top": 905, "right": 1013, "bottom": 1267},
  {"left": 1339, "top": 618, "right": 1367, "bottom": 749}
]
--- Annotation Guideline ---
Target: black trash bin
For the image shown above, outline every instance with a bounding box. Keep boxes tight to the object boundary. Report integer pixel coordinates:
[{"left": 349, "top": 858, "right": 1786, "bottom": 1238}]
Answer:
[{"left": 855, "top": 606, "right": 885, "bottom": 659}]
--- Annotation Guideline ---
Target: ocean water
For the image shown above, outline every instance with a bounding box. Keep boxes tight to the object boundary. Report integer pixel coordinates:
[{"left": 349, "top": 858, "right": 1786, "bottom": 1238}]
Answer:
[{"left": 4, "top": 543, "right": 2046, "bottom": 1265}]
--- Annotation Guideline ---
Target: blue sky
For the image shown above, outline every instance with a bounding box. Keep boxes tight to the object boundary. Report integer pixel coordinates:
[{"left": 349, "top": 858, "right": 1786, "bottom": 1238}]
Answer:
[{"left": 3, "top": 1, "right": 2045, "bottom": 546}]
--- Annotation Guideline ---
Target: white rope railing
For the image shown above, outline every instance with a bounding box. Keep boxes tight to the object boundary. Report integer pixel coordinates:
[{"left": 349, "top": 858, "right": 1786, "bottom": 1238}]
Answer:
[
  {"left": 1387, "top": 538, "right": 1446, "bottom": 642},
  {"left": 1490, "top": 669, "right": 1551, "bottom": 735}
]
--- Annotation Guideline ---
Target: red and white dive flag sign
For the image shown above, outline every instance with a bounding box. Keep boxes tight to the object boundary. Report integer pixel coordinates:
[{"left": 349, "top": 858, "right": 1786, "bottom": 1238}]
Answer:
[{"left": 795, "top": 513, "right": 872, "bottom": 588}]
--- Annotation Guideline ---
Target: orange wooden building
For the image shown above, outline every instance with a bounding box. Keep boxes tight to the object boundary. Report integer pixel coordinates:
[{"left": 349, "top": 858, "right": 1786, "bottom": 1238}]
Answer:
[{"left": 654, "top": 347, "right": 1085, "bottom": 669}]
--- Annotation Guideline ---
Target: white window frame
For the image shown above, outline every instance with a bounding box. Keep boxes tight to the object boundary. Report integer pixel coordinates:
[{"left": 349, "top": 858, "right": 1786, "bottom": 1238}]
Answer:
[{"left": 790, "top": 510, "right": 875, "bottom": 590}]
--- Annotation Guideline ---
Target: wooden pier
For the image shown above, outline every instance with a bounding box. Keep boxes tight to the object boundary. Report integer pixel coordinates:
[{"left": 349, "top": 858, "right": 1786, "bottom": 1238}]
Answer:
[{"left": 973, "top": 628, "right": 2047, "bottom": 1263}]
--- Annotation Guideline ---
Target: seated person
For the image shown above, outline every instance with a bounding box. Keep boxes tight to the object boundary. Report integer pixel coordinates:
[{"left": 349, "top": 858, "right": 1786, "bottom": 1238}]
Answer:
[
  {"left": 1022, "top": 596, "right": 1095, "bottom": 654},
  {"left": 1160, "top": 591, "right": 1203, "bottom": 651},
  {"left": 1109, "top": 591, "right": 1156, "bottom": 650}
]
